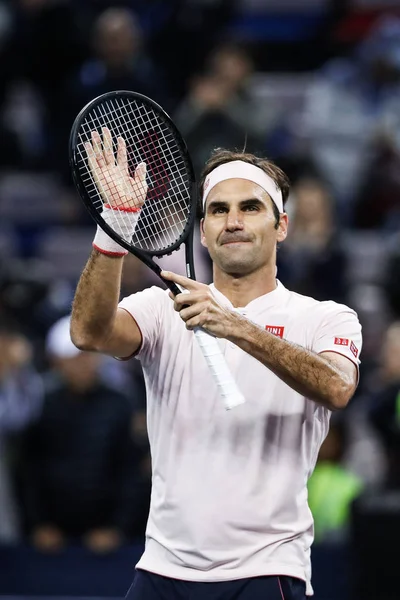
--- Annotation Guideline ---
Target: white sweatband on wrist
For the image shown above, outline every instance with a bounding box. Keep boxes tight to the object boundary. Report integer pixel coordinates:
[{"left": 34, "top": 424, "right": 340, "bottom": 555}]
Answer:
[
  {"left": 92, "top": 206, "right": 140, "bottom": 257},
  {"left": 203, "top": 160, "right": 284, "bottom": 213}
]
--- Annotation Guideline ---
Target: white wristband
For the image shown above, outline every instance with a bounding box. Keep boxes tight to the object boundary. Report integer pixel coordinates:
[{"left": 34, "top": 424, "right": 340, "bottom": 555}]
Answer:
[{"left": 92, "top": 206, "right": 140, "bottom": 257}]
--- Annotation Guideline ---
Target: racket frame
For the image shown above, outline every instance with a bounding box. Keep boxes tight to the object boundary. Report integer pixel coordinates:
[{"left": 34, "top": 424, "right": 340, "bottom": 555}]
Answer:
[{"left": 69, "top": 90, "right": 198, "bottom": 294}]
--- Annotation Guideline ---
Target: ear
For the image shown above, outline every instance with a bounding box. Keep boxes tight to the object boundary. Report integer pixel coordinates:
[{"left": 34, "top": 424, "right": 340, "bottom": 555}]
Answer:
[
  {"left": 200, "top": 218, "right": 208, "bottom": 248},
  {"left": 277, "top": 213, "right": 288, "bottom": 243}
]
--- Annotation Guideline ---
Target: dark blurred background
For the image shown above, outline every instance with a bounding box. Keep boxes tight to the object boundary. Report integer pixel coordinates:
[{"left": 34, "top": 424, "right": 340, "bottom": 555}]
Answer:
[{"left": 1, "top": 1, "right": 400, "bottom": 599}]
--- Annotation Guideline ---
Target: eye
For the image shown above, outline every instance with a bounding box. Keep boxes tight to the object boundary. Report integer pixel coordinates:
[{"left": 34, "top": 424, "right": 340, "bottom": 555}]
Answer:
[
  {"left": 243, "top": 204, "right": 259, "bottom": 212},
  {"left": 212, "top": 206, "right": 228, "bottom": 214}
]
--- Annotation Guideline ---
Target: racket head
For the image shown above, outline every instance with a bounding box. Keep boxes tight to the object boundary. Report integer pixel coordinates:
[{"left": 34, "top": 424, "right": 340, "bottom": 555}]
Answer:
[{"left": 69, "top": 90, "right": 197, "bottom": 258}]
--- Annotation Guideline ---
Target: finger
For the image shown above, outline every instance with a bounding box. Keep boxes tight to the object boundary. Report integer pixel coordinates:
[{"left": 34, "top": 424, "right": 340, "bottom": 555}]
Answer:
[
  {"left": 161, "top": 270, "right": 202, "bottom": 290},
  {"left": 132, "top": 162, "right": 147, "bottom": 196},
  {"left": 84, "top": 141, "right": 97, "bottom": 173},
  {"left": 184, "top": 316, "right": 203, "bottom": 331},
  {"left": 102, "top": 127, "right": 115, "bottom": 166},
  {"left": 116, "top": 137, "right": 128, "bottom": 173},
  {"left": 173, "top": 291, "right": 206, "bottom": 309},
  {"left": 84, "top": 141, "right": 95, "bottom": 160},
  {"left": 91, "top": 131, "right": 106, "bottom": 168},
  {"left": 179, "top": 303, "right": 208, "bottom": 322}
]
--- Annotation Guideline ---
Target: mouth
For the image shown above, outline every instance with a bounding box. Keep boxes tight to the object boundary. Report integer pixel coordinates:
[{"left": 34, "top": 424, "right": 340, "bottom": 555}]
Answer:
[{"left": 220, "top": 239, "right": 252, "bottom": 246}]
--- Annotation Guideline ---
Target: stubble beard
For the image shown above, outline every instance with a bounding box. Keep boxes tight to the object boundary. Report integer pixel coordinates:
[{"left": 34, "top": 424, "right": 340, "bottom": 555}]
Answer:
[{"left": 211, "top": 244, "right": 262, "bottom": 276}]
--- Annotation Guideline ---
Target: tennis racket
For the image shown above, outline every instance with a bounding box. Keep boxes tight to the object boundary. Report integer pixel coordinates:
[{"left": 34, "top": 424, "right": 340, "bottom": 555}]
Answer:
[{"left": 69, "top": 90, "right": 245, "bottom": 410}]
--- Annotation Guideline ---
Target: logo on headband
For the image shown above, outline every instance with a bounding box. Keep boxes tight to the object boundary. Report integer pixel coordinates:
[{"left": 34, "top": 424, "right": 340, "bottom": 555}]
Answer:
[{"left": 204, "top": 177, "right": 210, "bottom": 192}]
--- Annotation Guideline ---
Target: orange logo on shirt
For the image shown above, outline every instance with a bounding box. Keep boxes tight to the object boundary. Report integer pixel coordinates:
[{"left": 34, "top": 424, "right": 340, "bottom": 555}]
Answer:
[{"left": 265, "top": 325, "right": 284, "bottom": 338}]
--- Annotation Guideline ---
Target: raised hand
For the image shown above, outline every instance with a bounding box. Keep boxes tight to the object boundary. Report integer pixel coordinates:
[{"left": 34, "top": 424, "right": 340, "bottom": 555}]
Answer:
[{"left": 85, "top": 127, "right": 147, "bottom": 211}]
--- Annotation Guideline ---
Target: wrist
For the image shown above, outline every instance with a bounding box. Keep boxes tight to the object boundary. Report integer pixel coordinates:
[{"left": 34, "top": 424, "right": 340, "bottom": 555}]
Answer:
[
  {"left": 93, "top": 206, "right": 141, "bottom": 257},
  {"left": 225, "top": 310, "right": 251, "bottom": 343}
]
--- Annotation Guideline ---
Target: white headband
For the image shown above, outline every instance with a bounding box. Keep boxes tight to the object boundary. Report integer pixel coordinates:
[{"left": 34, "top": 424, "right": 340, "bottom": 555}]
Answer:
[{"left": 203, "top": 160, "right": 284, "bottom": 213}]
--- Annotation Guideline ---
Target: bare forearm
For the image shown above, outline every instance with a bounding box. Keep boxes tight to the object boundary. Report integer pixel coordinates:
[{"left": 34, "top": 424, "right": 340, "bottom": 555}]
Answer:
[
  {"left": 227, "top": 317, "right": 353, "bottom": 410},
  {"left": 71, "top": 249, "right": 124, "bottom": 349}
]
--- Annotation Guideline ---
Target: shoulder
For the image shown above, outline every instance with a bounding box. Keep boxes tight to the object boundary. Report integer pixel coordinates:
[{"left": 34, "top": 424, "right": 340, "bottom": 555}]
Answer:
[
  {"left": 127, "top": 285, "right": 170, "bottom": 301},
  {"left": 286, "top": 287, "right": 356, "bottom": 314},
  {"left": 314, "top": 300, "right": 360, "bottom": 326},
  {"left": 284, "top": 288, "right": 360, "bottom": 326},
  {"left": 122, "top": 285, "right": 169, "bottom": 302},
  {"left": 119, "top": 285, "right": 171, "bottom": 312}
]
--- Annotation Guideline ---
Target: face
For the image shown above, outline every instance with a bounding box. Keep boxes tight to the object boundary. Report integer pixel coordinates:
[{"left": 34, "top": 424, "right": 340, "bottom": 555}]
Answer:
[
  {"left": 211, "top": 50, "right": 253, "bottom": 90},
  {"left": 96, "top": 15, "right": 138, "bottom": 67},
  {"left": 294, "top": 179, "right": 331, "bottom": 223},
  {"left": 201, "top": 179, "right": 287, "bottom": 277}
]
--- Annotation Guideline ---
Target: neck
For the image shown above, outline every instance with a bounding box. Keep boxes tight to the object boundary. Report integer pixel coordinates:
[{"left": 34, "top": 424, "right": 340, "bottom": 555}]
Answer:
[{"left": 212, "top": 263, "right": 277, "bottom": 307}]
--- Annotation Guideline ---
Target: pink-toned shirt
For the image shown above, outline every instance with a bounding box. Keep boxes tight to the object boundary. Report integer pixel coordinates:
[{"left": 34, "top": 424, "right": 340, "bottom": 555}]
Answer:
[{"left": 119, "top": 281, "right": 362, "bottom": 595}]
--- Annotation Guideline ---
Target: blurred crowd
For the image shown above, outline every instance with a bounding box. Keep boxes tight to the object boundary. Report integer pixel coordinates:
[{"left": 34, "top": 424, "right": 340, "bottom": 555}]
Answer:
[{"left": 1, "top": 0, "right": 400, "bottom": 565}]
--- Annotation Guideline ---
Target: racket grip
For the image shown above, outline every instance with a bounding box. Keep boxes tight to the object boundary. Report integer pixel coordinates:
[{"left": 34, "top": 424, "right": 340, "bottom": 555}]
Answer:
[{"left": 194, "top": 328, "right": 245, "bottom": 410}]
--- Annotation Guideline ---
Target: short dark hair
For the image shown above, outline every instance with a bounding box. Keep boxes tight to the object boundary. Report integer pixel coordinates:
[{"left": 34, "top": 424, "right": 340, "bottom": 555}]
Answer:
[{"left": 199, "top": 148, "right": 290, "bottom": 228}]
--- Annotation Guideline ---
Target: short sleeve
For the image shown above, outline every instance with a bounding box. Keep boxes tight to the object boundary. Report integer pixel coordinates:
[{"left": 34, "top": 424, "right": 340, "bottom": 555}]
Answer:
[
  {"left": 118, "top": 286, "right": 169, "bottom": 364},
  {"left": 312, "top": 302, "right": 362, "bottom": 368}
]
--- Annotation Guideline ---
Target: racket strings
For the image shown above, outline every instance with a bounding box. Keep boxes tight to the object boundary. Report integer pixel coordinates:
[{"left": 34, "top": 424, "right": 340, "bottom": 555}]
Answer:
[
  {"left": 79, "top": 102, "right": 186, "bottom": 249},
  {"left": 76, "top": 97, "right": 192, "bottom": 252}
]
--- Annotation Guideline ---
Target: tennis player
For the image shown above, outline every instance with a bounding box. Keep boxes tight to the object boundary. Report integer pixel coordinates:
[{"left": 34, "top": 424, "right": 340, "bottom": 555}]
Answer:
[{"left": 70, "top": 141, "right": 362, "bottom": 599}]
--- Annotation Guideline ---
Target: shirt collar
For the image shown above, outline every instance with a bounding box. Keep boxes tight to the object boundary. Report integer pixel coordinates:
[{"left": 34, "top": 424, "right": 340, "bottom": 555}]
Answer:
[{"left": 209, "top": 280, "right": 289, "bottom": 313}]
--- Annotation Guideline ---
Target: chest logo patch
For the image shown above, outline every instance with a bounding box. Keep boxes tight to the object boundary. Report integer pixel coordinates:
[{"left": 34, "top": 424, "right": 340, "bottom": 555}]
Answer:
[{"left": 265, "top": 325, "right": 285, "bottom": 338}]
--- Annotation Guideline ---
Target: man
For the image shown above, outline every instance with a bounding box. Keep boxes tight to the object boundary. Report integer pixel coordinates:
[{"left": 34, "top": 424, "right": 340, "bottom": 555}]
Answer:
[
  {"left": 21, "top": 316, "right": 148, "bottom": 553},
  {"left": 70, "top": 134, "right": 362, "bottom": 599},
  {"left": 0, "top": 323, "right": 43, "bottom": 543}
]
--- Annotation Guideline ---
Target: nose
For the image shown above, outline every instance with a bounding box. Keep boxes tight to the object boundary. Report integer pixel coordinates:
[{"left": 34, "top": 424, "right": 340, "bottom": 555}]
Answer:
[{"left": 225, "top": 208, "right": 244, "bottom": 232}]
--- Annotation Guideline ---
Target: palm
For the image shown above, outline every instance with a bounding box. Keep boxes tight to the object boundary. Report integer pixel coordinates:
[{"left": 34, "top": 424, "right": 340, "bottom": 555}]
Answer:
[{"left": 85, "top": 128, "right": 147, "bottom": 210}]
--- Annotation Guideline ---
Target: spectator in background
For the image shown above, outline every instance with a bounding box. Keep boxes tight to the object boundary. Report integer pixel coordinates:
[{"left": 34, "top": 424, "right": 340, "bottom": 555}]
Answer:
[
  {"left": 308, "top": 416, "right": 363, "bottom": 544},
  {"left": 296, "top": 15, "right": 400, "bottom": 225},
  {"left": 383, "top": 231, "right": 400, "bottom": 319},
  {"left": 174, "top": 44, "right": 264, "bottom": 177},
  {"left": 149, "top": 0, "right": 235, "bottom": 99},
  {"left": 0, "top": 0, "right": 24, "bottom": 168},
  {"left": 0, "top": 0, "right": 85, "bottom": 168},
  {"left": 0, "top": 323, "right": 43, "bottom": 542},
  {"left": 56, "top": 6, "right": 171, "bottom": 173},
  {"left": 278, "top": 176, "right": 348, "bottom": 304},
  {"left": 19, "top": 316, "right": 150, "bottom": 553},
  {"left": 204, "top": 43, "right": 277, "bottom": 141},
  {"left": 352, "top": 120, "right": 400, "bottom": 231},
  {"left": 368, "top": 321, "right": 400, "bottom": 489}
]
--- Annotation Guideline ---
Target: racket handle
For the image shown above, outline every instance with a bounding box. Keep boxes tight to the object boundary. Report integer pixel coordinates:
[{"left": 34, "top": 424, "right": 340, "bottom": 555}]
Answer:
[{"left": 194, "top": 328, "right": 246, "bottom": 410}]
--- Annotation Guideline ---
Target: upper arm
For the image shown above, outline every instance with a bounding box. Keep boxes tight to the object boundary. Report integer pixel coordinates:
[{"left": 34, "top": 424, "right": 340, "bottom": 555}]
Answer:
[
  {"left": 311, "top": 303, "right": 362, "bottom": 367},
  {"left": 116, "top": 286, "right": 168, "bottom": 362},
  {"left": 100, "top": 307, "right": 142, "bottom": 359},
  {"left": 311, "top": 302, "right": 362, "bottom": 406},
  {"left": 319, "top": 351, "right": 358, "bottom": 395}
]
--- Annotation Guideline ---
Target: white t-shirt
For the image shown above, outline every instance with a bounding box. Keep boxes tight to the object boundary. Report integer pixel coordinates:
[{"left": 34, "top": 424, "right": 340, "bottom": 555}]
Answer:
[{"left": 119, "top": 281, "right": 362, "bottom": 595}]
